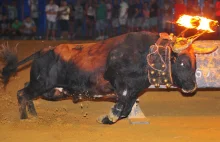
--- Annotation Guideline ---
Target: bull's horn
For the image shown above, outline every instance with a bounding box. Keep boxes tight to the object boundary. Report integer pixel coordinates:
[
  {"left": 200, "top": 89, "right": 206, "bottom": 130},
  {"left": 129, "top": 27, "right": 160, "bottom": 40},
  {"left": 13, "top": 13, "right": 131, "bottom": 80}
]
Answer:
[{"left": 192, "top": 41, "right": 219, "bottom": 54}]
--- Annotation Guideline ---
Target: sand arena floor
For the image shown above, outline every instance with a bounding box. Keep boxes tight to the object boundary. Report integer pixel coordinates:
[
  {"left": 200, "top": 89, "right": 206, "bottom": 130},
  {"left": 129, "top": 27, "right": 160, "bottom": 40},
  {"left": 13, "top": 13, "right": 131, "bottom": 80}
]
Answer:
[{"left": 0, "top": 40, "right": 219, "bottom": 142}]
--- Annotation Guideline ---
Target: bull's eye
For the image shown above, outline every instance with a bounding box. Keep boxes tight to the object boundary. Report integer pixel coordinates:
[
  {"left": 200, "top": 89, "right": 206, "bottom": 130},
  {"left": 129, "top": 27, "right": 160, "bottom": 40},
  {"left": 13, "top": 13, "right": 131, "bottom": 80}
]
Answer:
[{"left": 181, "top": 62, "right": 184, "bottom": 66}]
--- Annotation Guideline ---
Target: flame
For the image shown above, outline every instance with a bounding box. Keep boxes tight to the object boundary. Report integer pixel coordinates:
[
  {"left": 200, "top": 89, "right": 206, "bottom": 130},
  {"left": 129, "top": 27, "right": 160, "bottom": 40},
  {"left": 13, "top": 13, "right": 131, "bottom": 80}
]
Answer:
[{"left": 176, "top": 15, "right": 218, "bottom": 32}]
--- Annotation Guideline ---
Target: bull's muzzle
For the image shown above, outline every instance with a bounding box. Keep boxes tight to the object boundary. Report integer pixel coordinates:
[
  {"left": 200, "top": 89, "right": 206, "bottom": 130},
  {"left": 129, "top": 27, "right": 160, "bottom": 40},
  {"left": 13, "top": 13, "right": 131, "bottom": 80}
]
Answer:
[{"left": 181, "top": 83, "right": 197, "bottom": 93}]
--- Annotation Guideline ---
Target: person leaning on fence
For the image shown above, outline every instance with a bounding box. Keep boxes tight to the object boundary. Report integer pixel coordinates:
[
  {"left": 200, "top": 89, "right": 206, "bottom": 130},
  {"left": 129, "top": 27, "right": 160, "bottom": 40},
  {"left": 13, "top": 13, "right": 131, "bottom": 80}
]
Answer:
[{"left": 45, "top": 0, "right": 59, "bottom": 40}]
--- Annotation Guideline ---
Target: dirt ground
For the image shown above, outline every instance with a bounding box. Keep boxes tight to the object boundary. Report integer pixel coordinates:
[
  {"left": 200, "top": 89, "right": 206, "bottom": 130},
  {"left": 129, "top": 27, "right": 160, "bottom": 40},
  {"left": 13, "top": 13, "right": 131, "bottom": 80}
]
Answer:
[{"left": 0, "top": 40, "right": 219, "bottom": 142}]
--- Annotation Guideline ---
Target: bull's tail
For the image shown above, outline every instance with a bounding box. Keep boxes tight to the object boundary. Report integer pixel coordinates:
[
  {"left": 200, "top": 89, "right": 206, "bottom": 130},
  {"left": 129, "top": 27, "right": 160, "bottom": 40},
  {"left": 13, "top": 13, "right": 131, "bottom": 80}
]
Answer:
[{"left": 0, "top": 43, "right": 41, "bottom": 85}]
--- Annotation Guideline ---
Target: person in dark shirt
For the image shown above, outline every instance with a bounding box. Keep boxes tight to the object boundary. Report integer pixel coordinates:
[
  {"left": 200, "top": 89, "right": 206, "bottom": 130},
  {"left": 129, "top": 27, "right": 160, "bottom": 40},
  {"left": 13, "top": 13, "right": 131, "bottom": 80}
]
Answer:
[
  {"left": 134, "top": 0, "right": 143, "bottom": 32},
  {"left": 127, "top": 0, "right": 136, "bottom": 32},
  {"left": 111, "top": 0, "right": 120, "bottom": 36},
  {"left": 11, "top": 18, "right": 22, "bottom": 38},
  {"left": 149, "top": 0, "right": 158, "bottom": 32},
  {"left": 0, "top": 15, "right": 10, "bottom": 38}
]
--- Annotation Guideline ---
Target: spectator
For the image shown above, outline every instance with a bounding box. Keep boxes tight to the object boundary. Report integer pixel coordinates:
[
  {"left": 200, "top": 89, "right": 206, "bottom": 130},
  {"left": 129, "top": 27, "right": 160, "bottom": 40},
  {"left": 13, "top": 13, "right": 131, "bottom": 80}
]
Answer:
[
  {"left": 21, "top": 16, "right": 36, "bottom": 39},
  {"left": 28, "top": 0, "right": 39, "bottom": 27},
  {"left": 105, "top": 0, "right": 112, "bottom": 38},
  {"left": 11, "top": 18, "right": 22, "bottom": 38},
  {"left": 58, "top": 0, "right": 70, "bottom": 39},
  {"left": 134, "top": 0, "right": 143, "bottom": 32},
  {"left": 149, "top": 0, "right": 158, "bottom": 32},
  {"left": 187, "top": 0, "right": 201, "bottom": 16},
  {"left": 0, "top": 15, "right": 10, "bottom": 39},
  {"left": 85, "top": 0, "right": 96, "bottom": 38},
  {"left": 202, "top": 0, "right": 214, "bottom": 19},
  {"left": 119, "top": 0, "right": 128, "bottom": 34},
  {"left": 127, "top": 0, "right": 136, "bottom": 32},
  {"left": 111, "top": 0, "right": 120, "bottom": 36},
  {"left": 162, "top": 0, "right": 173, "bottom": 33},
  {"left": 142, "top": 2, "right": 150, "bottom": 31},
  {"left": 45, "top": 0, "right": 59, "bottom": 40},
  {"left": 73, "top": 0, "right": 84, "bottom": 38},
  {"left": 95, "top": 0, "right": 107, "bottom": 40},
  {"left": 7, "top": 1, "right": 17, "bottom": 24},
  {"left": 1, "top": 2, "right": 8, "bottom": 17},
  {"left": 68, "top": 4, "right": 75, "bottom": 40}
]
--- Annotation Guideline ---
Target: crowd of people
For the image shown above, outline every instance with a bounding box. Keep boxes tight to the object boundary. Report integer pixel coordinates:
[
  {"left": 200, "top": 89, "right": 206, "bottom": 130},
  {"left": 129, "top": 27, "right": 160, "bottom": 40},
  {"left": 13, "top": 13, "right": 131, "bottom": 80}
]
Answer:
[{"left": 0, "top": 0, "right": 218, "bottom": 40}]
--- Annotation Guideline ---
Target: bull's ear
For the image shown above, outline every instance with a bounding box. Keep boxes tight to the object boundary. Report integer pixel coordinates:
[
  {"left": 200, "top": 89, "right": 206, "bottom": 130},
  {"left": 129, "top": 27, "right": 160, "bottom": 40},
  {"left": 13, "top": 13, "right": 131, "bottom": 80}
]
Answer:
[{"left": 191, "top": 42, "right": 218, "bottom": 54}]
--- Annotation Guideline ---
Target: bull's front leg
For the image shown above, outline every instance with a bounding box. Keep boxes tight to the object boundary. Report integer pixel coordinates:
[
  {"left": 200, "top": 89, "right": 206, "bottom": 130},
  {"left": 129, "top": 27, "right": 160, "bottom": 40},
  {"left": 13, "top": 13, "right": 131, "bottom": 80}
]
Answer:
[{"left": 97, "top": 88, "right": 138, "bottom": 124}]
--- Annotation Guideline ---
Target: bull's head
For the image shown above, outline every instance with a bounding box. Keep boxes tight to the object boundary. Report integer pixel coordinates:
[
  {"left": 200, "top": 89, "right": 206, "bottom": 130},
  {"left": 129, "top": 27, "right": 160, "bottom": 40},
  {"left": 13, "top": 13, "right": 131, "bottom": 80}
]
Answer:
[
  {"left": 168, "top": 15, "right": 218, "bottom": 93},
  {"left": 170, "top": 39, "right": 218, "bottom": 94}
]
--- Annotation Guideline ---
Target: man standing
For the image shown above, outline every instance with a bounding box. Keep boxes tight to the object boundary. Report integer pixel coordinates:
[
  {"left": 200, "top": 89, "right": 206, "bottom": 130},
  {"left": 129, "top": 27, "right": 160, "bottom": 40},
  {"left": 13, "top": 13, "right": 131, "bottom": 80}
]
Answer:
[
  {"left": 28, "top": 0, "right": 39, "bottom": 27},
  {"left": 45, "top": 0, "right": 59, "bottom": 40},
  {"left": 58, "top": 0, "right": 70, "bottom": 39},
  {"left": 95, "top": 0, "right": 107, "bottom": 40},
  {"left": 7, "top": 1, "right": 17, "bottom": 24},
  {"left": 119, "top": 0, "right": 128, "bottom": 34},
  {"left": 73, "top": 0, "right": 84, "bottom": 38}
]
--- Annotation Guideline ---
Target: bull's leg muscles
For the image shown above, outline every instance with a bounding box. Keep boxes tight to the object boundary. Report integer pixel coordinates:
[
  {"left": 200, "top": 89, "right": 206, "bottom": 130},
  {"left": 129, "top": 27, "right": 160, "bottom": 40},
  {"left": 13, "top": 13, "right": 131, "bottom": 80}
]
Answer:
[{"left": 17, "top": 89, "right": 28, "bottom": 119}]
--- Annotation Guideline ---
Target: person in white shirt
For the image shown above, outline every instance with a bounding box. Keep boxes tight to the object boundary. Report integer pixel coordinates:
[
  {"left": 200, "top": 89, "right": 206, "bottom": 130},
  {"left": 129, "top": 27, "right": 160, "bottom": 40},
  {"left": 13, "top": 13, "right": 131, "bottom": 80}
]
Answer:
[
  {"left": 58, "top": 0, "right": 70, "bottom": 39},
  {"left": 45, "top": 0, "right": 59, "bottom": 40},
  {"left": 28, "top": 0, "right": 39, "bottom": 27},
  {"left": 119, "top": 0, "right": 128, "bottom": 34}
]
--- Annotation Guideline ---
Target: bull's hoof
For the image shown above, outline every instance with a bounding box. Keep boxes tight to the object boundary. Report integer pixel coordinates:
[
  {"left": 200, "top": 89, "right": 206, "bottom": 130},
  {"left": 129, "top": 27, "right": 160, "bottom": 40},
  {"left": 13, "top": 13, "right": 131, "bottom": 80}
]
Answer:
[
  {"left": 20, "top": 112, "right": 28, "bottom": 119},
  {"left": 97, "top": 115, "right": 114, "bottom": 125},
  {"left": 28, "top": 110, "right": 37, "bottom": 117}
]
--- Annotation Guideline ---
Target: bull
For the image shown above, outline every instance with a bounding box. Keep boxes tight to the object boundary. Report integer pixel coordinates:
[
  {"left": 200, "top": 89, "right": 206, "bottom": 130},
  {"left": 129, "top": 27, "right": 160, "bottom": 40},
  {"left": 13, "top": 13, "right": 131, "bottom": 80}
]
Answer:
[{"left": 0, "top": 32, "right": 213, "bottom": 124}]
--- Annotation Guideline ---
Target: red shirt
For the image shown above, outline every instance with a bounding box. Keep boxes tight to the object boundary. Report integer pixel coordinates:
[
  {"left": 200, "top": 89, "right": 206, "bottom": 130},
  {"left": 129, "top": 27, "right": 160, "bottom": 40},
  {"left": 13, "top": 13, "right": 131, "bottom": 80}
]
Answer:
[{"left": 174, "top": 4, "right": 186, "bottom": 20}]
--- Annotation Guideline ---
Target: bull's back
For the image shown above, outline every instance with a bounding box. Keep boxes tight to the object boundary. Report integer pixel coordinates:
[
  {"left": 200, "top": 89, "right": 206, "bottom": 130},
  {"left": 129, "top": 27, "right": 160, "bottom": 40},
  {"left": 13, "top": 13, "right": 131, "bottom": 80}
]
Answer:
[{"left": 54, "top": 35, "right": 126, "bottom": 72}]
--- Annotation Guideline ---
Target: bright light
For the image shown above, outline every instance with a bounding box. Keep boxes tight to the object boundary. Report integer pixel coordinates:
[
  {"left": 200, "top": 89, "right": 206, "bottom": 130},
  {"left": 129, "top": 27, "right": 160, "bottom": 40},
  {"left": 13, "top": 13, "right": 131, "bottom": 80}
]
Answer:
[{"left": 176, "top": 15, "right": 218, "bottom": 33}]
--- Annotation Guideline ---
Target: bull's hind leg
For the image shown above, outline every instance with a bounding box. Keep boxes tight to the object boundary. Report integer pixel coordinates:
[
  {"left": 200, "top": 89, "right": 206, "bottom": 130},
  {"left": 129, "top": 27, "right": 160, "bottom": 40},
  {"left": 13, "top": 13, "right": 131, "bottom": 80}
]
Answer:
[
  {"left": 17, "top": 87, "right": 38, "bottom": 119},
  {"left": 17, "top": 89, "right": 27, "bottom": 119},
  {"left": 23, "top": 82, "right": 37, "bottom": 116}
]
